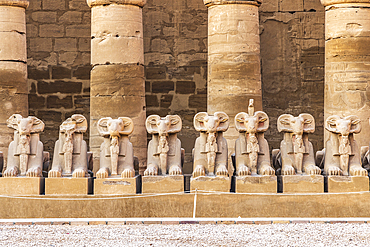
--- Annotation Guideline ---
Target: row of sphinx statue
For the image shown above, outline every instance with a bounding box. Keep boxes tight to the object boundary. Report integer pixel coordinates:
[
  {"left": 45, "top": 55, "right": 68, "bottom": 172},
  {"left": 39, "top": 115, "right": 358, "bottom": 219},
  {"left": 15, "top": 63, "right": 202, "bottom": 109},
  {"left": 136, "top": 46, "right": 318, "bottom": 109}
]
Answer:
[{"left": 2, "top": 100, "right": 369, "bottom": 180}]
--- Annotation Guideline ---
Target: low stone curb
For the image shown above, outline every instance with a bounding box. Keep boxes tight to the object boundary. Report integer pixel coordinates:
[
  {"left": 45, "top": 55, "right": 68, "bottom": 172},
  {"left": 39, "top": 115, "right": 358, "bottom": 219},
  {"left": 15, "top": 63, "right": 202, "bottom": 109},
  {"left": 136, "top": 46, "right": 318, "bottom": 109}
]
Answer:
[{"left": 2, "top": 220, "right": 369, "bottom": 225}]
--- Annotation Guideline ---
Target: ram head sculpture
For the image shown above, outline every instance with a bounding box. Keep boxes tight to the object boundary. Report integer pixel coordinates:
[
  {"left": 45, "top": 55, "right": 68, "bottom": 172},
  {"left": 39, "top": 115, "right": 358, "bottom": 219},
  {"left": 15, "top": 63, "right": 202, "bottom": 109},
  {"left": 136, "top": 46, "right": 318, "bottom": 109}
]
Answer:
[{"left": 192, "top": 111, "right": 229, "bottom": 177}]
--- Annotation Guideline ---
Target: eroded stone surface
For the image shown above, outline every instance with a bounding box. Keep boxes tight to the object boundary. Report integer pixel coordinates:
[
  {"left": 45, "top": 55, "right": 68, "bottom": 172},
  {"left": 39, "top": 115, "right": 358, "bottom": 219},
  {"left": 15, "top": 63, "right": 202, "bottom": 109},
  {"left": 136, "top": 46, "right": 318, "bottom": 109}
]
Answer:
[
  {"left": 234, "top": 99, "right": 275, "bottom": 176},
  {"left": 276, "top": 113, "right": 321, "bottom": 176},
  {"left": 145, "top": 115, "right": 183, "bottom": 176},
  {"left": 95, "top": 117, "right": 136, "bottom": 179},
  {"left": 192, "top": 112, "right": 229, "bottom": 178},
  {"left": 4, "top": 114, "right": 44, "bottom": 177},
  {"left": 48, "top": 115, "right": 89, "bottom": 178},
  {"left": 323, "top": 115, "right": 367, "bottom": 177}
]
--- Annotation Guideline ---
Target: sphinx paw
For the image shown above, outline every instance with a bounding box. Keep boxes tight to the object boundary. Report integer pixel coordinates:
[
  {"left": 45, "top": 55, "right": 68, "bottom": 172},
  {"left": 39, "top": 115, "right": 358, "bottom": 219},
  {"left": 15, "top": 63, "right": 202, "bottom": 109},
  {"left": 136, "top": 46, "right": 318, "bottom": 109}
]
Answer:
[
  {"left": 121, "top": 168, "right": 135, "bottom": 178},
  {"left": 237, "top": 165, "right": 251, "bottom": 176},
  {"left": 216, "top": 165, "right": 228, "bottom": 177},
  {"left": 72, "top": 168, "right": 86, "bottom": 178},
  {"left": 48, "top": 169, "right": 62, "bottom": 178},
  {"left": 305, "top": 165, "right": 321, "bottom": 175},
  {"left": 350, "top": 166, "right": 368, "bottom": 176},
  {"left": 26, "top": 167, "right": 42, "bottom": 177},
  {"left": 260, "top": 165, "right": 275, "bottom": 176},
  {"left": 3, "top": 167, "right": 18, "bottom": 177},
  {"left": 144, "top": 166, "right": 158, "bottom": 176},
  {"left": 326, "top": 166, "right": 342, "bottom": 176},
  {"left": 96, "top": 168, "right": 109, "bottom": 179},
  {"left": 169, "top": 165, "right": 182, "bottom": 175},
  {"left": 192, "top": 165, "right": 205, "bottom": 178},
  {"left": 282, "top": 165, "right": 295, "bottom": 175}
]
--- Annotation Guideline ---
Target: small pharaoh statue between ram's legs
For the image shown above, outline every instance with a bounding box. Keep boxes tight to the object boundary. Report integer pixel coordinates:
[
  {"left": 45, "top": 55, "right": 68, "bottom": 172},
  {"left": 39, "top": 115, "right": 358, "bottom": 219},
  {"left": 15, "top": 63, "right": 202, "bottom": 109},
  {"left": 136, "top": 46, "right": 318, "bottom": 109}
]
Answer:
[
  {"left": 293, "top": 134, "right": 304, "bottom": 174},
  {"left": 247, "top": 100, "right": 258, "bottom": 175},
  {"left": 110, "top": 136, "right": 120, "bottom": 176},
  {"left": 158, "top": 135, "right": 169, "bottom": 175},
  {"left": 18, "top": 135, "right": 30, "bottom": 176},
  {"left": 62, "top": 131, "right": 74, "bottom": 175},
  {"left": 339, "top": 135, "right": 350, "bottom": 176},
  {"left": 206, "top": 132, "right": 217, "bottom": 176}
]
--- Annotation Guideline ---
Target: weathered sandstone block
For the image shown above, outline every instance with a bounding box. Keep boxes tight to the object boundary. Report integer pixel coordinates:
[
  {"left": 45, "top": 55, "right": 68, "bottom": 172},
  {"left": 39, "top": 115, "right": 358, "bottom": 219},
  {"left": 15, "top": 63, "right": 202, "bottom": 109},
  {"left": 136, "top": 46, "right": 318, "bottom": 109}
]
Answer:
[
  {"left": 278, "top": 175, "right": 324, "bottom": 193},
  {"left": 45, "top": 177, "right": 92, "bottom": 195},
  {"left": 94, "top": 176, "right": 139, "bottom": 195}
]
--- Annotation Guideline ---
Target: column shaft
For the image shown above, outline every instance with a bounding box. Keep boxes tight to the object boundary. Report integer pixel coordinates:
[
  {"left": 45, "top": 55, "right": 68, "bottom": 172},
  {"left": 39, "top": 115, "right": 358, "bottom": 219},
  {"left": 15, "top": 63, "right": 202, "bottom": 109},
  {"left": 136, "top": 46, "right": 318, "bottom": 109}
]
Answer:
[
  {"left": 88, "top": 0, "right": 147, "bottom": 174},
  {"left": 322, "top": 0, "right": 370, "bottom": 146},
  {"left": 205, "top": 0, "right": 262, "bottom": 152},
  {"left": 0, "top": 1, "right": 29, "bottom": 167}
]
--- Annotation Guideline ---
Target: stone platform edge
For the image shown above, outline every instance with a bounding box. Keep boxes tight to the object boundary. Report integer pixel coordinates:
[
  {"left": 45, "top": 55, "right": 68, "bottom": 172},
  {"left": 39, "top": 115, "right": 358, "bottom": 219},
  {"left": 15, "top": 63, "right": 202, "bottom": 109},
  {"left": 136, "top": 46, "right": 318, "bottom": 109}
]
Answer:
[
  {"left": 2, "top": 217, "right": 370, "bottom": 225},
  {"left": 1, "top": 191, "right": 370, "bottom": 218}
]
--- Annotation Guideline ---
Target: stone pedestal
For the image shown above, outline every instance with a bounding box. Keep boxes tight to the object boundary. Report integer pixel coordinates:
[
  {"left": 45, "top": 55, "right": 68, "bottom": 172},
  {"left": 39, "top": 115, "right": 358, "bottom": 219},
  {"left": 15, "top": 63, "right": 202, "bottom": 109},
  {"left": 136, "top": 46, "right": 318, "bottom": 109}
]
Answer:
[
  {"left": 325, "top": 176, "right": 369, "bottom": 193},
  {"left": 142, "top": 176, "right": 184, "bottom": 193},
  {"left": 204, "top": 0, "right": 263, "bottom": 152},
  {"left": 94, "top": 175, "right": 139, "bottom": 195},
  {"left": 278, "top": 175, "right": 324, "bottom": 193},
  {"left": 87, "top": 0, "right": 147, "bottom": 175},
  {"left": 45, "top": 178, "right": 92, "bottom": 195},
  {"left": 321, "top": 0, "right": 370, "bottom": 146},
  {"left": 235, "top": 175, "right": 277, "bottom": 193},
  {"left": 0, "top": 0, "right": 29, "bottom": 162},
  {"left": 0, "top": 177, "right": 44, "bottom": 195},
  {"left": 190, "top": 176, "right": 231, "bottom": 192}
]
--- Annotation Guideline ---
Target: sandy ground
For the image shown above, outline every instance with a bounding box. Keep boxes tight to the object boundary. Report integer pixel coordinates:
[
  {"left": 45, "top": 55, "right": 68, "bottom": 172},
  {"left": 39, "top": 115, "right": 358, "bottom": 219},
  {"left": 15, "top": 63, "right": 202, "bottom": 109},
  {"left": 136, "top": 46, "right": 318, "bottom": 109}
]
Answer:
[{"left": 0, "top": 223, "right": 370, "bottom": 246}]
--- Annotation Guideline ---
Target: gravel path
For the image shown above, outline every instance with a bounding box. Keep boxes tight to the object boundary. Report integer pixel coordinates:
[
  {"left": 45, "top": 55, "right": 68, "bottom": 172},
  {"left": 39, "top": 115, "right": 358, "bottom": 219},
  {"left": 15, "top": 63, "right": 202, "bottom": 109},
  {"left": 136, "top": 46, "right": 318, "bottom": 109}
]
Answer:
[{"left": 0, "top": 223, "right": 369, "bottom": 246}]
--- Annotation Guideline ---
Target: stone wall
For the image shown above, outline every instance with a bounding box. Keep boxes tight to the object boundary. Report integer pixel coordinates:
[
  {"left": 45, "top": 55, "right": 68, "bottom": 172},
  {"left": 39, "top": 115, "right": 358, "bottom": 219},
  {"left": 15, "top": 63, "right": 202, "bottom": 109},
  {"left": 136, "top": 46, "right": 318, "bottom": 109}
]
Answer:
[
  {"left": 26, "top": 0, "right": 91, "bottom": 155},
  {"left": 26, "top": 0, "right": 326, "bottom": 173}
]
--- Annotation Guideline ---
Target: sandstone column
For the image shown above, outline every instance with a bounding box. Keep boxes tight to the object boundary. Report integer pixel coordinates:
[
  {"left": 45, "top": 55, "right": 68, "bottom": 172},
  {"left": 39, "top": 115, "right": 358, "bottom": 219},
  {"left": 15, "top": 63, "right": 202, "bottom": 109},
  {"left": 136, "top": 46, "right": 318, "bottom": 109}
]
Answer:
[
  {"left": 87, "top": 0, "right": 147, "bottom": 174},
  {"left": 322, "top": 0, "right": 370, "bottom": 147},
  {"left": 0, "top": 0, "right": 29, "bottom": 166},
  {"left": 204, "top": 0, "right": 263, "bottom": 152}
]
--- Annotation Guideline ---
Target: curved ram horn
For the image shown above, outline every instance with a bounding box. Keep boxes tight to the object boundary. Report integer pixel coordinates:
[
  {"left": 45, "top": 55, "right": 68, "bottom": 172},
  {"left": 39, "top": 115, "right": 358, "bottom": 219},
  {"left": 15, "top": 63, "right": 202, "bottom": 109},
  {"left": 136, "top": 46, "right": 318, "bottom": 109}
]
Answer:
[
  {"left": 194, "top": 112, "right": 208, "bottom": 132},
  {"left": 214, "top": 112, "right": 229, "bottom": 132},
  {"left": 346, "top": 115, "right": 361, "bottom": 134},
  {"left": 299, "top": 113, "right": 315, "bottom": 133},
  {"left": 277, "top": 114, "right": 293, "bottom": 133},
  {"left": 146, "top": 115, "right": 161, "bottom": 134},
  {"left": 29, "top": 116, "right": 45, "bottom": 133},
  {"left": 166, "top": 115, "right": 182, "bottom": 134},
  {"left": 6, "top": 114, "right": 23, "bottom": 130},
  {"left": 71, "top": 114, "right": 87, "bottom": 133},
  {"left": 325, "top": 115, "right": 341, "bottom": 133},
  {"left": 255, "top": 111, "right": 269, "bottom": 132},
  {"left": 235, "top": 112, "right": 248, "bottom": 132},
  {"left": 97, "top": 117, "right": 112, "bottom": 137},
  {"left": 119, "top": 117, "right": 134, "bottom": 135}
]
